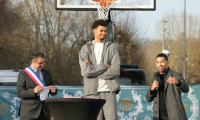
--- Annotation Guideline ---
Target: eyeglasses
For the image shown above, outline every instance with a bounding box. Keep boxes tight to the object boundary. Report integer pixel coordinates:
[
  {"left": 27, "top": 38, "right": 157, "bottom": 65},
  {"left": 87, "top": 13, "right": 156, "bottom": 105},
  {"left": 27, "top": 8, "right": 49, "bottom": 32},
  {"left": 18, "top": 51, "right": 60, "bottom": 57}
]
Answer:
[{"left": 35, "top": 61, "right": 46, "bottom": 65}]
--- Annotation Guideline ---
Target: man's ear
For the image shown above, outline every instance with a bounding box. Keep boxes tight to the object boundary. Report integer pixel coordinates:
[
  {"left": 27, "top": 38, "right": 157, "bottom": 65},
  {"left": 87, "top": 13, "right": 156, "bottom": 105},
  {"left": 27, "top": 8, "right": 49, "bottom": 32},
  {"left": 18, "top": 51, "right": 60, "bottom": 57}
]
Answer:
[
  {"left": 167, "top": 60, "right": 169, "bottom": 66},
  {"left": 93, "top": 29, "right": 95, "bottom": 33},
  {"left": 31, "top": 60, "right": 34, "bottom": 64}
]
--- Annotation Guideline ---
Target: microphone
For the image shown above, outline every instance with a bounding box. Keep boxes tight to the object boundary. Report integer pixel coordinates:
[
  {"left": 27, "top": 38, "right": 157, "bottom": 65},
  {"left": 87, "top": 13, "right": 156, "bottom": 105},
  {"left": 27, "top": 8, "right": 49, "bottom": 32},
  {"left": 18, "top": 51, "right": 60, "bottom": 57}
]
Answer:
[{"left": 153, "top": 72, "right": 158, "bottom": 91}]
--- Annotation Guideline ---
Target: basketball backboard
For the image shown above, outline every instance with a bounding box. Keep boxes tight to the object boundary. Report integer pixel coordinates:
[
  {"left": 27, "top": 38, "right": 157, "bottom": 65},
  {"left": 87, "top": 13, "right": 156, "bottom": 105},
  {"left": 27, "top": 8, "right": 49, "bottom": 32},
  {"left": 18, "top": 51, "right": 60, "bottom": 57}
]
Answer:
[{"left": 55, "top": 0, "right": 156, "bottom": 11}]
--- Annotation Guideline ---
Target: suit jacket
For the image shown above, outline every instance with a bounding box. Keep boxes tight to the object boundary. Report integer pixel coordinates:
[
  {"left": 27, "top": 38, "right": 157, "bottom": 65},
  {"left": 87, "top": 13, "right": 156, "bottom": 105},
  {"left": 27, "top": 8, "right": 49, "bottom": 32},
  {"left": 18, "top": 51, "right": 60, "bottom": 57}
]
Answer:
[
  {"left": 17, "top": 69, "right": 57, "bottom": 119},
  {"left": 145, "top": 68, "right": 189, "bottom": 120}
]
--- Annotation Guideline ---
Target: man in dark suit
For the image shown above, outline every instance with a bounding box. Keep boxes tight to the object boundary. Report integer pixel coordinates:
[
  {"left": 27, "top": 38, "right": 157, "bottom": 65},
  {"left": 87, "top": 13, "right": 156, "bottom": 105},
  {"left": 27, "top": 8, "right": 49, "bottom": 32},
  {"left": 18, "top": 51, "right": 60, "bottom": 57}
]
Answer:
[
  {"left": 145, "top": 53, "right": 189, "bottom": 120},
  {"left": 17, "top": 52, "right": 57, "bottom": 120}
]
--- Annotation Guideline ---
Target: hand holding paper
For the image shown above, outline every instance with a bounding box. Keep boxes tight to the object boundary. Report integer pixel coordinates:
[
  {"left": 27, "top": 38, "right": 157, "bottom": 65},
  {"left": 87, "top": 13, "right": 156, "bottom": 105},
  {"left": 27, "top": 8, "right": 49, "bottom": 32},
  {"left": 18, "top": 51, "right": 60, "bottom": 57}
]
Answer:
[
  {"left": 48, "top": 85, "right": 56, "bottom": 93},
  {"left": 34, "top": 86, "right": 44, "bottom": 93},
  {"left": 40, "top": 87, "right": 49, "bottom": 101}
]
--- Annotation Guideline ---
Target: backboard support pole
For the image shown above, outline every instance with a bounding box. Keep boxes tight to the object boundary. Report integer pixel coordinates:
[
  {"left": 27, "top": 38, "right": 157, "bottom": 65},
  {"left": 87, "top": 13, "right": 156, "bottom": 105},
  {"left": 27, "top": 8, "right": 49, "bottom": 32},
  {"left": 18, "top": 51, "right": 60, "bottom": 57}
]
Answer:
[{"left": 106, "top": 11, "right": 114, "bottom": 42}]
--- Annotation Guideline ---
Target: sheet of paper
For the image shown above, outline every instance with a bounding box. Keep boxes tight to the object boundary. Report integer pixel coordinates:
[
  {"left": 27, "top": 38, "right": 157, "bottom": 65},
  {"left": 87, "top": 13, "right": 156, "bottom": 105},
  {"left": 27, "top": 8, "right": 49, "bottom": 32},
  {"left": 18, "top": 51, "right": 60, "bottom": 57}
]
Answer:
[{"left": 40, "top": 87, "right": 50, "bottom": 101}]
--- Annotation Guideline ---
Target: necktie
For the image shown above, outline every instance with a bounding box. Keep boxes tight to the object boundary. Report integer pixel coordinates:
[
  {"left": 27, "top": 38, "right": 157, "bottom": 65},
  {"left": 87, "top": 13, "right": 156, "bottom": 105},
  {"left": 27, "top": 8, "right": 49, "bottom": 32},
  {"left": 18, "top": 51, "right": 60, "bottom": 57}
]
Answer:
[{"left": 36, "top": 71, "right": 40, "bottom": 79}]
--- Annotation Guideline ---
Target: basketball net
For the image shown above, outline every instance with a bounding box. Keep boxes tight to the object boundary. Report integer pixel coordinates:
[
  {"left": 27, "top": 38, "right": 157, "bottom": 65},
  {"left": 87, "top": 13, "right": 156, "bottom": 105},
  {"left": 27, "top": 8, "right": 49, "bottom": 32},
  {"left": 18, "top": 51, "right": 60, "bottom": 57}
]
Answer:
[{"left": 92, "top": 0, "right": 117, "bottom": 20}]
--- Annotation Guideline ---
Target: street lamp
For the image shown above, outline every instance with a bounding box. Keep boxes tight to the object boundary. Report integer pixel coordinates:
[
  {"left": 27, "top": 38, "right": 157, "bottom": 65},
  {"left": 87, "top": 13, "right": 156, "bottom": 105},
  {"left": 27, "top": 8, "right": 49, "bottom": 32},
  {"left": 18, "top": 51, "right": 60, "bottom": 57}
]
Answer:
[
  {"left": 160, "top": 20, "right": 168, "bottom": 50},
  {"left": 161, "top": 20, "right": 170, "bottom": 56}
]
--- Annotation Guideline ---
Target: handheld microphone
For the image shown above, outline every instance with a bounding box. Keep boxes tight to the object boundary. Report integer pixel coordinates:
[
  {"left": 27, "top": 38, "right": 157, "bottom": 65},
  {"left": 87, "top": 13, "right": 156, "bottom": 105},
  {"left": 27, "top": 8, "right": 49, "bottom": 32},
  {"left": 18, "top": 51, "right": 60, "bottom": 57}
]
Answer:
[{"left": 153, "top": 72, "right": 158, "bottom": 91}]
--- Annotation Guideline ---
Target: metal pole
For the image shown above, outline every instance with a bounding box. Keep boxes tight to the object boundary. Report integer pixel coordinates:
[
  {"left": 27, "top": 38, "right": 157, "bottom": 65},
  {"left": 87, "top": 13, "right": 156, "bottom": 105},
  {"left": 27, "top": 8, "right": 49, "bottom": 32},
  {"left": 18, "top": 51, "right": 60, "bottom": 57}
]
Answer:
[
  {"left": 106, "top": 11, "right": 114, "bottom": 42},
  {"left": 183, "top": 0, "right": 186, "bottom": 79},
  {"left": 163, "top": 23, "right": 165, "bottom": 50}
]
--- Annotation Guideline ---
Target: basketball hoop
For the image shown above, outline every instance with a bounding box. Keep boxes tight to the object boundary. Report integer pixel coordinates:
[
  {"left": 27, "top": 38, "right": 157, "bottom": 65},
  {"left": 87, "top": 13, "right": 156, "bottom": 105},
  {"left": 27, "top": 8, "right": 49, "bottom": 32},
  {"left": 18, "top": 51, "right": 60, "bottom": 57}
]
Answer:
[{"left": 91, "top": 0, "right": 117, "bottom": 20}]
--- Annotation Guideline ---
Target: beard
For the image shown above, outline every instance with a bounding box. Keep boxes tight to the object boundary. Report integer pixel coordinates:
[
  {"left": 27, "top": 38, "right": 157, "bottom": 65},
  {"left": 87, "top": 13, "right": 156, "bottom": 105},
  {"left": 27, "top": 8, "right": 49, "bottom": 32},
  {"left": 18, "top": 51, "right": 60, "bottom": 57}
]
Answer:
[
  {"left": 100, "top": 36, "right": 106, "bottom": 40},
  {"left": 157, "top": 66, "right": 165, "bottom": 72},
  {"left": 99, "top": 35, "right": 106, "bottom": 40},
  {"left": 158, "top": 69, "right": 164, "bottom": 72}
]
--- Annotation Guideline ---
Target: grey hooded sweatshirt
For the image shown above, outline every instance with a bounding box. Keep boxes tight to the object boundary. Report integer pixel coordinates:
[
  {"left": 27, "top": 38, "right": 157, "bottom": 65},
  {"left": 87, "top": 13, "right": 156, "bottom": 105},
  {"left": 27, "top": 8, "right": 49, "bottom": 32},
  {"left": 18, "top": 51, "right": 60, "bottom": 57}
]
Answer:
[{"left": 79, "top": 40, "right": 121, "bottom": 96}]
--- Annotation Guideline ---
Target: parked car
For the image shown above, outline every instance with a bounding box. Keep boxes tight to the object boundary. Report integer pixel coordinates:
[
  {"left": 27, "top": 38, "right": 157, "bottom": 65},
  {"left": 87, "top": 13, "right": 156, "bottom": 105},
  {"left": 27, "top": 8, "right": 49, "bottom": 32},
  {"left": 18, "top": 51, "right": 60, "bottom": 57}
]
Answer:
[
  {"left": 0, "top": 69, "right": 21, "bottom": 85},
  {"left": 118, "top": 64, "right": 147, "bottom": 85}
]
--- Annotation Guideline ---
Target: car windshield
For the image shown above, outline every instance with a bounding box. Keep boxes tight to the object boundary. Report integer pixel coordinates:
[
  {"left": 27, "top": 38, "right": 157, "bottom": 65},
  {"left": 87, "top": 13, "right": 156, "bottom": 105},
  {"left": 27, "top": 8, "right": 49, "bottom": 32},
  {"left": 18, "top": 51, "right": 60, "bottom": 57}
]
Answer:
[{"left": 118, "top": 70, "right": 146, "bottom": 85}]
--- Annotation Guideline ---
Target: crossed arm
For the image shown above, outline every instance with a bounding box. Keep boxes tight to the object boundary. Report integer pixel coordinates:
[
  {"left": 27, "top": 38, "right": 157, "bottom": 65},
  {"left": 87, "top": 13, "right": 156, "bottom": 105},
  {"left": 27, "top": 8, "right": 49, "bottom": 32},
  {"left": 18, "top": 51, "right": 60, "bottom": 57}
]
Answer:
[
  {"left": 79, "top": 46, "right": 120, "bottom": 80},
  {"left": 84, "top": 59, "right": 111, "bottom": 69}
]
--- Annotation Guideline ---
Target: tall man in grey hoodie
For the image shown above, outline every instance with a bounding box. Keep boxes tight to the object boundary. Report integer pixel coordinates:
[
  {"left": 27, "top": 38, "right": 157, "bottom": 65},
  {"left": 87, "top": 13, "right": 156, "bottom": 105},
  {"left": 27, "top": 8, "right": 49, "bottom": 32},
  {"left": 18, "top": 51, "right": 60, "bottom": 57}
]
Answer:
[{"left": 79, "top": 19, "right": 121, "bottom": 120}]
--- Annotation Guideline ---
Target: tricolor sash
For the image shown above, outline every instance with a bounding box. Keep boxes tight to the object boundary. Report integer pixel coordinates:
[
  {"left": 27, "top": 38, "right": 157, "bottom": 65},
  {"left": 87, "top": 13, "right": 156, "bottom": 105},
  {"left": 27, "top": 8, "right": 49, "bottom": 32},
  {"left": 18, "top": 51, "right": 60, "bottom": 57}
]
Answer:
[{"left": 24, "top": 66, "right": 46, "bottom": 86}]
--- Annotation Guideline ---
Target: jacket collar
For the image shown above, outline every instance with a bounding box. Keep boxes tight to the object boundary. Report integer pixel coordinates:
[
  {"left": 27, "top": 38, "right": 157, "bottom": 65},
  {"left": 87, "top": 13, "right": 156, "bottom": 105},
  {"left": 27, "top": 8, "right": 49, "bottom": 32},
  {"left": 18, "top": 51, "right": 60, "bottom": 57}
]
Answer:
[
  {"left": 88, "top": 39, "right": 111, "bottom": 47},
  {"left": 156, "top": 67, "right": 173, "bottom": 93},
  {"left": 87, "top": 40, "right": 112, "bottom": 65},
  {"left": 157, "top": 67, "right": 170, "bottom": 77},
  {"left": 164, "top": 67, "right": 173, "bottom": 93}
]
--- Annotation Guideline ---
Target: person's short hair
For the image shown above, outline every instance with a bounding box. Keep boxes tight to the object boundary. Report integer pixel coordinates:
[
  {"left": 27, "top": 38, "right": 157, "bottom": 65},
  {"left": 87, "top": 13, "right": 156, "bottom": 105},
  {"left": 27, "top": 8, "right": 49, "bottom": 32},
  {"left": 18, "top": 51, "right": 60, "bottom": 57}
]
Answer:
[
  {"left": 156, "top": 53, "right": 168, "bottom": 61},
  {"left": 31, "top": 52, "right": 45, "bottom": 61},
  {"left": 92, "top": 19, "right": 107, "bottom": 29}
]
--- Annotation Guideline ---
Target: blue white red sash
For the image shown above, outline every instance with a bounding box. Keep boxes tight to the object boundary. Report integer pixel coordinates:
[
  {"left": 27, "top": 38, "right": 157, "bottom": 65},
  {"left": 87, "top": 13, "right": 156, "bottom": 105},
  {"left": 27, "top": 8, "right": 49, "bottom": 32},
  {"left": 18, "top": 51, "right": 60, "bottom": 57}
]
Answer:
[{"left": 24, "top": 66, "right": 46, "bottom": 86}]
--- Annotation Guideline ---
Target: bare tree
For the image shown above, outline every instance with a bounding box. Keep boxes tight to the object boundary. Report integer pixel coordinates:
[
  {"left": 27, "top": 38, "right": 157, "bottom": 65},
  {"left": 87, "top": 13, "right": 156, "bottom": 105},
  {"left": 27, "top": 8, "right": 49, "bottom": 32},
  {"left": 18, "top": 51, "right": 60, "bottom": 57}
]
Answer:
[
  {"left": 0, "top": 0, "right": 21, "bottom": 69},
  {"left": 144, "top": 12, "right": 200, "bottom": 84},
  {"left": 113, "top": 12, "right": 148, "bottom": 65},
  {"left": 0, "top": 0, "right": 150, "bottom": 85}
]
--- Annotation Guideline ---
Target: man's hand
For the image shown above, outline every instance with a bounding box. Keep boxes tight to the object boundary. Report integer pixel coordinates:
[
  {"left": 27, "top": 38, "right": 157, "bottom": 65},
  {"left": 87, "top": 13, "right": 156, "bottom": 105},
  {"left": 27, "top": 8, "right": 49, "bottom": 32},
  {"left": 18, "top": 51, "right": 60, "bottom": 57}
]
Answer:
[
  {"left": 34, "top": 86, "right": 44, "bottom": 93},
  {"left": 106, "top": 64, "right": 111, "bottom": 69},
  {"left": 167, "top": 76, "right": 179, "bottom": 84},
  {"left": 84, "top": 59, "right": 91, "bottom": 65},
  {"left": 48, "top": 85, "right": 57, "bottom": 93},
  {"left": 84, "top": 59, "right": 111, "bottom": 69},
  {"left": 151, "top": 80, "right": 159, "bottom": 91}
]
